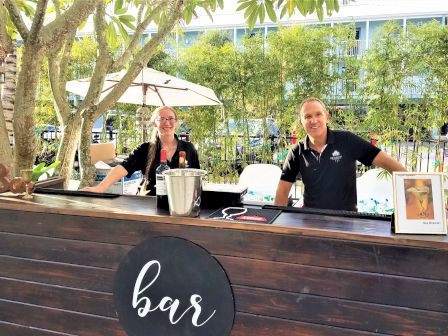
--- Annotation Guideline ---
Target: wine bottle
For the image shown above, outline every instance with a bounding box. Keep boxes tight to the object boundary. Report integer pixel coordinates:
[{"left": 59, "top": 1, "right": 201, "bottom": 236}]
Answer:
[
  {"left": 156, "top": 149, "right": 170, "bottom": 210},
  {"left": 179, "top": 151, "right": 186, "bottom": 168}
]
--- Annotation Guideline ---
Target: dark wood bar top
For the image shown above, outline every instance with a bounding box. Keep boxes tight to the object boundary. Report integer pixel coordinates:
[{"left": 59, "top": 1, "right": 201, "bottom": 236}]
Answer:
[{"left": 0, "top": 192, "right": 447, "bottom": 249}]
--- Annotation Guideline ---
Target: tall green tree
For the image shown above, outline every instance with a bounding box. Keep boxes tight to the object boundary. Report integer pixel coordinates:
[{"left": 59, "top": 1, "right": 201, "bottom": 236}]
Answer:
[
  {"left": 407, "top": 21, "right": 448, "bottom": 171},
  {"left": 362, "top": 22, "right": 413, "bottom": 143}
]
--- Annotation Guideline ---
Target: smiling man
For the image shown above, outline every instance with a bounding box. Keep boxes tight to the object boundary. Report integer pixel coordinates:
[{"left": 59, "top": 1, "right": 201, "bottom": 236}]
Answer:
[{"left": 274, "top": 98, "right": 406, "bottom": 211}]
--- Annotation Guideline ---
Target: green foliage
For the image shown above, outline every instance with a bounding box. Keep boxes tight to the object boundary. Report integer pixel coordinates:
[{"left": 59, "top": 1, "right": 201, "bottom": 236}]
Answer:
[
  {"left": 69, "top": 37, "right": 98, "bottom": 80},
  {"left": 407, "top": 21, "right": 448, "bottom": 136},
  {"left": 35, "top": 58, "right": 58, "bottom": 126},
  {"left": 236, "top": 0, "right": 345, "bottom": 29},
  {"left": 362, "top": 22, "right": 412, "bottom": 144},
  {"left": 146, "top": 47, "right": 174, "bottom": 73},
  {"left": 4, "top": 1, "right": 36, "bottom": 39},
  {"left": 113, "top": 103, "right": 141, "bottom": 154},
  {"left": 32, "top": 161, "right": 61, "bottom": 182},
  {"left": 184, "top": 0, "right": 224, "bottom": 24}
]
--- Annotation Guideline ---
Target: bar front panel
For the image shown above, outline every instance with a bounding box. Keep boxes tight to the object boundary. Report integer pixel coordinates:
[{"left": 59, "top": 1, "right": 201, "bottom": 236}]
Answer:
[{"left": 0, "top": 207, "right": 447, "bottom": 335}]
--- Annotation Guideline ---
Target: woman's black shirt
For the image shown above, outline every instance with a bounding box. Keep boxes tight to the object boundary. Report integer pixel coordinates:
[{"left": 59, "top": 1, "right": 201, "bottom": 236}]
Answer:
[{"left": 121, "top": 138, "right": 200, "bottom": 195}]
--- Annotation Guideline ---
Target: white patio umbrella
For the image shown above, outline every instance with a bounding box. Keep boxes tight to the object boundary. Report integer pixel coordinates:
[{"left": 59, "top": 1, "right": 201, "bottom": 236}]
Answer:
[{"left": 66, "top": 67, "right": 222, "bottom": 107}]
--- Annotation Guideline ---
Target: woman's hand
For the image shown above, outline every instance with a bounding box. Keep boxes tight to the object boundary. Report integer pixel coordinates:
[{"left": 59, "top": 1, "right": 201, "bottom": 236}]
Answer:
[{"left": 81, "top": 185, "right": 106, "bottom": 193}]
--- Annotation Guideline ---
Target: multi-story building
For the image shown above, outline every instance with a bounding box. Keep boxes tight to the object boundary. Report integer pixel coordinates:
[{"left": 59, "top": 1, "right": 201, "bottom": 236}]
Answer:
[{"left": 139, "top": 0, "right": 447, "bottom": 55}]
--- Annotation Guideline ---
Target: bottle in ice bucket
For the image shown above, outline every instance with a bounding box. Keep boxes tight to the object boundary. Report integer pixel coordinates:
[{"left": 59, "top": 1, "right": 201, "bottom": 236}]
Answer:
[
  {"left": 179, "top": 151, "right": 186, "bottom": 168},
  {"left": 156, "top": 149, "right": 170, "bottom": 210}
]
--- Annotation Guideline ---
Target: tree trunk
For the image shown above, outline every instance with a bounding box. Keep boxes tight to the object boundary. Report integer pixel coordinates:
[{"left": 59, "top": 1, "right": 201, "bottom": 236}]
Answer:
[
  {"left": 55, "top": 110, "right": 82, "bottom": 188},
  {"left": 1, "top": 51, "right": 17, "bottom": 145},
  {"left": 12, "top": 45, "right": 43, "bottom": 173},
  {"left": 78, "top": 113, "right": 96, "bottom": 188},
  {"left": 0, "top": 99, "right": 13, "bottom": 176},
  {"left": 79, "top": 1, "right": 183, "bottom": 187}
]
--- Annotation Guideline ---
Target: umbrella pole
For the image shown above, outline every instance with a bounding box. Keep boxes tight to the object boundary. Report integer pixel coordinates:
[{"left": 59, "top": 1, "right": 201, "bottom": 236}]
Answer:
[{"left": 137, "top": 84, "right": 150, "bottom": 143}]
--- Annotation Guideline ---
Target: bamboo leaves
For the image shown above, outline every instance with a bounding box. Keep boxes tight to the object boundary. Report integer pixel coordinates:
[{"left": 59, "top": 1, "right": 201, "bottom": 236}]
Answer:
[{"left": 237, "top": 0, "right": 346, "bottom": 30}]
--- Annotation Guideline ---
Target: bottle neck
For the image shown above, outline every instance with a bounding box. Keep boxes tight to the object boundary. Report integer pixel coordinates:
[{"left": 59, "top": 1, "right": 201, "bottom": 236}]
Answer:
[
  {"left": 160, "top": 149, "right": 167, "bottom": 163},
  {"left": 179, "top": 151, "right": 186, "bottom": 168}
]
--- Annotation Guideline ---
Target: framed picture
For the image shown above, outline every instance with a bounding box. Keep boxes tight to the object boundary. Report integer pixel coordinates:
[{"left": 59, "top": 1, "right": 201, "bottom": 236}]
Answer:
[{"left": 393, "top": 172, "right": 447, "bottom": 234}]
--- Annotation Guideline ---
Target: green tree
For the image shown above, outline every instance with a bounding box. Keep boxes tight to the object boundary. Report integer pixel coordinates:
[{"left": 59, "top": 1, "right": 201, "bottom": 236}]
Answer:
[
  {"left": 176, "top": 31, "right": 236, "bottom": 176},
  {"left": 267, "top": 24, "right": 357, "bottom": 136},
  {"left": 362, "top": 22, "right": 413, "bottom": 143},
  {"left": 407, "top": 21, "right": 448, "bottom": 171}
]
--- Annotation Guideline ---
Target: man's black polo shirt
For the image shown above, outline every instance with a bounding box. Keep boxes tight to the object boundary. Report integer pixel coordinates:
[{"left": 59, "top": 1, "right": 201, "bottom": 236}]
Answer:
[{"left": 281, "top": 129, "right": 380, "bottom": 211}]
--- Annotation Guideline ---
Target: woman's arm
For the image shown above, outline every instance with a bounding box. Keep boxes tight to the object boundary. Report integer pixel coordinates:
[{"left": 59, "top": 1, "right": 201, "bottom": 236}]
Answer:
[{"left": 82, "top": 165, "right": 128, "bottom": 193}]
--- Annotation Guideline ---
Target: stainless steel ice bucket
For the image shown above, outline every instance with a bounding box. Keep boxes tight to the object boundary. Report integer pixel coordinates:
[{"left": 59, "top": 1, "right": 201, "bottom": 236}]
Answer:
[{"left": 163, "top": 169, "right": 208, "bottom": 217}]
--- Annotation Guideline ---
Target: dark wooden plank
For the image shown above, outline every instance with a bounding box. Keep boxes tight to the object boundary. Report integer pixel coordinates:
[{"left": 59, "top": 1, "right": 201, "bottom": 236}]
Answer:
[
  {"left": 0, "top": 255, "right": 114, "bottom": 292},
  {"left": 231, "top": 312, "right": 389, "bottom": 336},
  {"left": 1, "top": 210, "right": 447, "bottom": 281},
  {"left": 218, "top": 256, "right": 448, "bottom": 313},
  {"left": 0, "top": 300, "right": 126, "bottom": 336},
  {"left": 0, "top": 232, "right": 130, "bottom": 269},
  {"left": 0, "top": 321, "right": 73, "bottom": 336},
  {"left": 0, "top": 292, "right": 385, "bottom": 336},
  {"left": 0, "top": 233, "right": 448, "bottom": 312},
  {"left": 233, "top": 286, "right": 448, "bottom": 335},
  {"left": 0, "top": 277, "right": 115, "bottom": 318},
  {"left": 3, "top": 274, "right": 443, "bottom": 336}
]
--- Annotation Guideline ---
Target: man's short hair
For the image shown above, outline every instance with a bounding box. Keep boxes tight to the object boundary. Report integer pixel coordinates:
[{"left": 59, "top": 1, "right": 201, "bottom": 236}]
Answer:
[{"left": 297, "top": 97, "right": 328, "bottom": 116}]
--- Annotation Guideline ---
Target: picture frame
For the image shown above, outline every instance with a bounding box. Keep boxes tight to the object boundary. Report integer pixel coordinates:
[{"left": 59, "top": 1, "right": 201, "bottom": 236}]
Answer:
[{"left": 393, "top": 172, "right": 447, "bottom": 234}]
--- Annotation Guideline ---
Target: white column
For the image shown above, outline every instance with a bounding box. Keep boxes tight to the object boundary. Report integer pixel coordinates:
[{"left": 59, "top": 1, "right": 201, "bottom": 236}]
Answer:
[
  {"left": 175, "top": 30, "right": 179, "bottom": 59},
  {"left": 365, "top": 20, "right": 370, "bottom": 50},
  {"left": 403, "top": 17, "right": 407, "bottom": 34},
  {"left": 264, "top": 25, "right": 268, "bottom": 51}
]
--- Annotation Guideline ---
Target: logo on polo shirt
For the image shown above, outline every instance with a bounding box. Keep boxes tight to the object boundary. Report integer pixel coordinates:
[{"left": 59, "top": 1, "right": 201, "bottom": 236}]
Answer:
[{"left": 330, "top": 150, "right": 342, "bottom": 163}]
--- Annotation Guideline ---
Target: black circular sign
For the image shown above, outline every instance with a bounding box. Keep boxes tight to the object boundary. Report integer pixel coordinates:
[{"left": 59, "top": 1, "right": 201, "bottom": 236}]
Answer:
[{"left": 113, "top": 236, "right": 235, "bottom": 336}]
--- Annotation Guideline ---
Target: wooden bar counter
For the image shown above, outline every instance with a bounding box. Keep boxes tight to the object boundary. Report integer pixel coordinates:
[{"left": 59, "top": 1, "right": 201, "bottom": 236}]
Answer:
[{"left": 0, "top": 193, "right": 447, "bottom": 336}]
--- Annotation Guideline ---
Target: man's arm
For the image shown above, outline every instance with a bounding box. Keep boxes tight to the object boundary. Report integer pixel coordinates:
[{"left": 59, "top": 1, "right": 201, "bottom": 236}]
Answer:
[
  {"left": 82, "top": 165, "right": 128, "bottom": 193},
  {"left": 274, "top": 180, "right": 293, "bottom": 206},
  {"left": 372, "top": 151, "right": 407, "bottom": 173}
]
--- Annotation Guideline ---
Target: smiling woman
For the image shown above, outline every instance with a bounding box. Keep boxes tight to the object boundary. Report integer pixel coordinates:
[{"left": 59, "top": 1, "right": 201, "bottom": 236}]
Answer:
[{"left": 82, "top": 106, "right": 200, "bottom": 195}]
